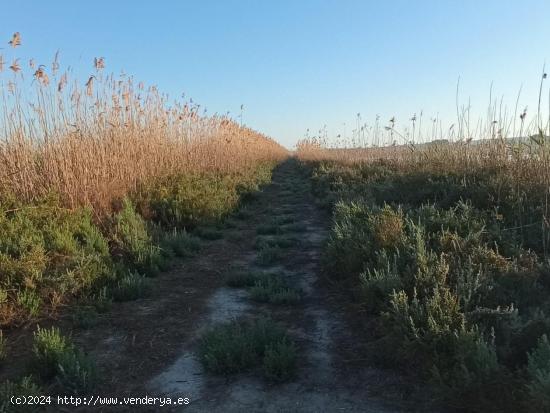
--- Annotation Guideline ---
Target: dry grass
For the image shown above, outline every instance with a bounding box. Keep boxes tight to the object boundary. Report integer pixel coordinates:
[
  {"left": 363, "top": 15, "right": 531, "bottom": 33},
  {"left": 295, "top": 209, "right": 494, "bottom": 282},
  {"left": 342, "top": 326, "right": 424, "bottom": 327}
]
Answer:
[{"left": 0, "top": 33, "right": 287, "bottom": 213}]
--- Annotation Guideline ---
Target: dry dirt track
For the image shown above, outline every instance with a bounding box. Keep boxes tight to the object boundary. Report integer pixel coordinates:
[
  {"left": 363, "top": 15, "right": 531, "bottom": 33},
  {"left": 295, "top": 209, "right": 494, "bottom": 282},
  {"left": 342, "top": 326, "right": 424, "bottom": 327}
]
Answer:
[{"left": 71, "top": 159, "right": 442, "bottom": 413}]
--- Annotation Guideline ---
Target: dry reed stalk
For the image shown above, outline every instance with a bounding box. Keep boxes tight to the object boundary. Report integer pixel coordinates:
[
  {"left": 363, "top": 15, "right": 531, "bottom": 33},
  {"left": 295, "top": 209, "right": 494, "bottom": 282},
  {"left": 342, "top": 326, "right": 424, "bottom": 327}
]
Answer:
[{"left": 0, "top": 35, "right": 288, "bottom": 213}]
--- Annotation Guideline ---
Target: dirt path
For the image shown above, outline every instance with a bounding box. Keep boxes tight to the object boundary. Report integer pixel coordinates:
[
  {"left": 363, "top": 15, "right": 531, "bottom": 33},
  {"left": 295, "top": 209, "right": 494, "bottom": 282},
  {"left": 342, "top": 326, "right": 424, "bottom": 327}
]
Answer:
[{"left": 73, "top": 159, "right": 437, "bottom": 412}]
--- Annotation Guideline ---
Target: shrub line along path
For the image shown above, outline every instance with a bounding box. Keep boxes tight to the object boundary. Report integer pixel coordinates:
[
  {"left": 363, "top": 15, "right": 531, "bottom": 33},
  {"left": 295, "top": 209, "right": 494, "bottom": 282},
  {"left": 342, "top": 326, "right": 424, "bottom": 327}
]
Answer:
[{"left": 72, "top": 160, "right": 434, "bottom": 412}]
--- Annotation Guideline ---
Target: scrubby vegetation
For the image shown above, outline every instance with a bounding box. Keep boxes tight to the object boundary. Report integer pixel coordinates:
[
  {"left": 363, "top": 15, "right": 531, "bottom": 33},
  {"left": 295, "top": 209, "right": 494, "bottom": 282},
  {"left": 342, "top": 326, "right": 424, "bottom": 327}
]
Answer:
[
  {"left": 248, "top": 275, "right": 301, "bottom": 305},
  {"left": 301, "top": 145, "right": 550, "bottom": 411},
  {"left": 0, "top": 376, "right": 42, "bottom": 413},
  {"left": 0, "top": 34, "right": 286, "bottom": 395},
  {"left": 0, "top": 166, "right": 279, "bottom": 329},
  {"left": 31, "top": 326, "right": 96, "bottom": 393},
  {"left": 225, "top": 269, "right": 301, "bottom": 305},
  {"left": 198, "top": 317, "right": 297, "bottom": 381}
]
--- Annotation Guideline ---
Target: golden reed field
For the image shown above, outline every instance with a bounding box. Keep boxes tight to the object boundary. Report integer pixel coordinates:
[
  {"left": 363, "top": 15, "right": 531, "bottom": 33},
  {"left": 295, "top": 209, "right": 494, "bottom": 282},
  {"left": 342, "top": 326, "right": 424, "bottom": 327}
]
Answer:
[{"left": 0, "top": 34, "right": 286, "bottom": 213}]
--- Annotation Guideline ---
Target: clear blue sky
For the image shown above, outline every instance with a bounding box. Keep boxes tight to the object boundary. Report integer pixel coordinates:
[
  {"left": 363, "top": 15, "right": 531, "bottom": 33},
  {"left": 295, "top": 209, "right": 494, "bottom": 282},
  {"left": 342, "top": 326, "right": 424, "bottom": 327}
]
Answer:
[{"left": 2, "top": 0, "right": 550, "bottom": 148}]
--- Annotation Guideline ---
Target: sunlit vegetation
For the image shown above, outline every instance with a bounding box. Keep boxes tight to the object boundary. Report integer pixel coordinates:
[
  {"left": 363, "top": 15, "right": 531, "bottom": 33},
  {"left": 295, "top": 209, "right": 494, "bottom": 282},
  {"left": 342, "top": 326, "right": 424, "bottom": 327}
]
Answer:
[
  {"left": 0, "top": 33, "right": 287, "bottom": 394},
  {"left": 298, "top": 93, "right": 550, "bottom": 410}
]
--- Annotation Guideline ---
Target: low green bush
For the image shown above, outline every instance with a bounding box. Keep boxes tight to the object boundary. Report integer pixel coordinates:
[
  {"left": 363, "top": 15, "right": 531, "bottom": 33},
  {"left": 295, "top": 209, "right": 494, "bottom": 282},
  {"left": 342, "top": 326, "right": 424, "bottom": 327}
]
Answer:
[
  {"left": 31, "top": 326, "right": 73, "bottom": 380},
  {"left": 71, "top": 306, "right": 99, "bottom": 329},
  {"left": 199, "top": 317, "right": 295, "bottom": 379},
  {"left": 194, "top": 226, "right": 223, "bottom": 240},
  {"left": 111, "top": 272, "right": 152, "bottom": 302},
  {"left": 0, "top": 195, "right": 112, "bottom": 325},
  {"left": 249, "top": 276, "right": 300, "bottom": 305},
  {"left": 160, "top": 229, "right": 201, "bottom": 258},
  {"left": 225, "top": 270, "right": 301, "bottom": 305},
  {"left": 526, "top": 334, "right": 550, "bottom": 411},
  {"left": 110, "top": 198, "right": 164, "bottom": 276},
  {"left": 263, "top": 339, "right": 297, "bottom": 382},
  {"left": 30, "top": 326, "right": 96, "bottom": 393},
  {"left": 0, "top": 376, "right": 42, "bottom": 413},
  {"left": 56, "top": 348, "right": 97, "bottom": 394},
  {"left": 225, "top": 269, "right": 265, "bottom": 288},
  {"left": 255, "top": 246, "right": 284, "bottom": 267}
]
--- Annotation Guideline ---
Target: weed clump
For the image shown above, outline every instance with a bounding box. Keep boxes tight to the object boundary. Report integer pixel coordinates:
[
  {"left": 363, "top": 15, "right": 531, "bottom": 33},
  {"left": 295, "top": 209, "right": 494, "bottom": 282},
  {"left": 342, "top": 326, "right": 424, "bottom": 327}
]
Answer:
[
  {"left": 0, "top": 376, "right": 42, "bottom": 413},
  {"left": 55, "top": 349, "right": 97, "bottom": 393},
  {"left": 263, "top": 339, "right": 297, "bottom": 382},
  {"left": 71, "top": 306, "right": 99, "bottom": 329},
  {"left": 198, "top": 317, "right": 297, "bottom": 381},
  {"left": 111, "top": 198, "right": 164, "bottom": 276},
  {"left": 225, "top": 270, "right": 301, "bottom": 305},
  {"left": 225, "top": 269, "right": 264, "bottom": 288},
  {"left": 526, "top": 334, "right": 550, "bottom": 410},
  {"left": 254, "top": 235, "right": 300, "bottom": 250},
  {"left": 111, "top": 272, "right": 152, "bottom": 302},
  {"left": 195, "top": 227, "right": 223, "bottom": 240},
  {"left": 249, "top": 276, "right": 300, "bottom": 305},
  {"left": 255, "top": 246, "right": 284, "bottom": 266},
  {"left": 31, "top": 326, "right": 96, "bottom": 393},
  {"left": 31, "top": 326, "right": 72, "bottom": 380},
  {"left": 160, "top": 229, "right": 201, "bottom": 258}
]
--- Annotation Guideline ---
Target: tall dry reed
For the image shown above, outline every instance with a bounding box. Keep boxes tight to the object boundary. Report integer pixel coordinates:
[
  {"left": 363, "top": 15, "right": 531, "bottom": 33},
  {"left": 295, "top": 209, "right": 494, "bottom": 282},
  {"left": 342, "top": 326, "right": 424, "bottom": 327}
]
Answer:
[{"left": 0, "top": 34, "right": 287, "bottom": 213}]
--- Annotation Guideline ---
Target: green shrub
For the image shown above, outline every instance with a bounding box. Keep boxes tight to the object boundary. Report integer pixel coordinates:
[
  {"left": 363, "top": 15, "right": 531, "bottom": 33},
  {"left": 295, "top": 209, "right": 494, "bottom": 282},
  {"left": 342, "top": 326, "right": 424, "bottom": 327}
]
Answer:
[
  {"left": 160, "top": 229, "right": 201, "bottom": 258},
  {"left": 199, "top": 317, "right": 291, "bottom": 376},
  {"left": 225, "top": 270, "right": 300, "bottom": 305},
  {"left": 359, "top": 252, "right": 402, "bottom": 313},
  {"left": 526, "top": 334, "right": 550, "bottom": 410},
  {"left": 263, "top": 339, "right": 297, "bottom": 382},
  {"left": 31, "top": 326, "right": 95, "bottom": 393},
  {"left": 268, "top": 288, "right": 301, "bottom": 305},
  {"left": 136, "top": 173, "right": 239, "bottom": 228},
  {"left": 324, "top": 201, "right": 376, "bottom": 279},
  {"left": 0, "top": 197, "right": 112, "bottom": 325},
  {"left": 249, "top": 276, "right": 300, "bottom": 305},
  {"left": 225, "top": 269, "right": 265, "bottom": 288},
  {"left": 195, "top": 227, "right": 223, "bottom": 240},
  {"left": 509, "top": 316, "right": 550, "bottom": 367},
  {"left": 15, "top": 289, "right": 41, "bottom": 319},
  {"left": 255, "top": 246, "right": 284, "bottom": 267},
  {"left": 371, "top": 206, "right": 404, "bottom": 249},
  {"left": 31, "top": 326, "right": 72, "bottom": 380},
  {"left": 56, "top": 349, "right": 97, "bottom": 394},
  {"left": 111, "top": 272, "right": 152, "bottom": 302},
  {"left": 71, "top": 306, "right": 99, "bottom": 329},
  {"left": 0, "top": 376, "right": 42, "bottom": 413},
  {"left": 111, "top": 198, "right": 163, "bottom": 276},
  {"left": 90, "top": 286, "right": 112, "bottom": 313},
  {"left": 432, "top": 328, "right": 504, "bottom": 409}
]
